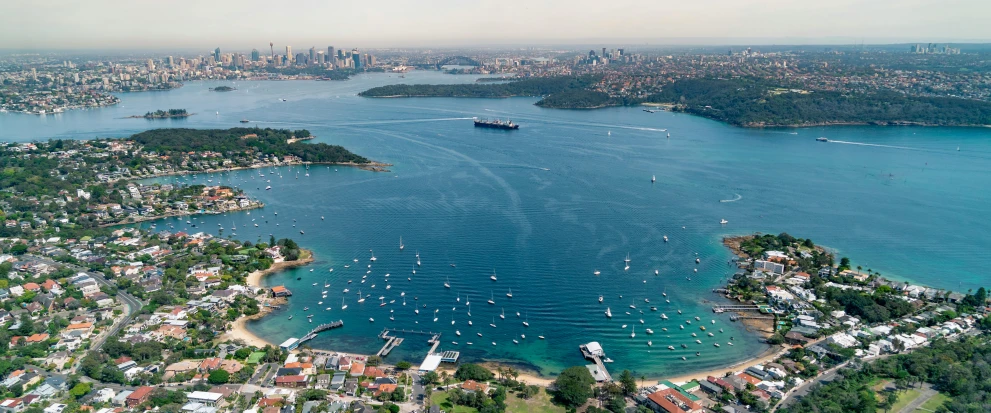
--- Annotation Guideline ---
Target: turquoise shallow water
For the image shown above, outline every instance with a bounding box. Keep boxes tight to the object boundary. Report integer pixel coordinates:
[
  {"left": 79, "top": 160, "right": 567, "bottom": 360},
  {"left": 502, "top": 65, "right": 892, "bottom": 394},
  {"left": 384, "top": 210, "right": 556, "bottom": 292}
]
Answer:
[{"left": 3, "top": 72, "right": 990, "bottom": 378}]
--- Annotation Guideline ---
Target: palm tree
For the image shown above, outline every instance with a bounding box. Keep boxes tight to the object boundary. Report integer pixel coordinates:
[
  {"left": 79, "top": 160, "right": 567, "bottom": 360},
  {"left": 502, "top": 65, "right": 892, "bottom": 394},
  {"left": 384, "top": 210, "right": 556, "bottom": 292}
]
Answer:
[
  {"left": 857, "top": 265, "right": 862, "bottom": 275},
  {"left": 640, "top": 375, "right": 647, "bottom": 390}
]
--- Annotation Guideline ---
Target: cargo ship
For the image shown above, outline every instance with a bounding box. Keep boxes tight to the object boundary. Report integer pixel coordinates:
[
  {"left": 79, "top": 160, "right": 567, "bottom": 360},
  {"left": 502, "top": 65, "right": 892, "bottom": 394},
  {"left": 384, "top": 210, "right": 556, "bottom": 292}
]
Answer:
[{"left": 473, "top": 118, "right": 519, "bottom": 130}]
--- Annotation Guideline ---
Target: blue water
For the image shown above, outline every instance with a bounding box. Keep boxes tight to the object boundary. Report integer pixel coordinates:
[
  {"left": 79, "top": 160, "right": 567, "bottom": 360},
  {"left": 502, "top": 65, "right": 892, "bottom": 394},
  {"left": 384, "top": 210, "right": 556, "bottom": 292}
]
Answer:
[{"left": 3, "top": 72, "right": 990, "bottom": 378}]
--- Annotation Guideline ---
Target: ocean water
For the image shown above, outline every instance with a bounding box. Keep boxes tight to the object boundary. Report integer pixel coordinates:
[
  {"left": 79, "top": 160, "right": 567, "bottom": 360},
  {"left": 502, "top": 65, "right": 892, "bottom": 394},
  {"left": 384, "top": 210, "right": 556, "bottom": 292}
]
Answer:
[{"left": 3, "top": 72, "right": 990, "bottom": 378}]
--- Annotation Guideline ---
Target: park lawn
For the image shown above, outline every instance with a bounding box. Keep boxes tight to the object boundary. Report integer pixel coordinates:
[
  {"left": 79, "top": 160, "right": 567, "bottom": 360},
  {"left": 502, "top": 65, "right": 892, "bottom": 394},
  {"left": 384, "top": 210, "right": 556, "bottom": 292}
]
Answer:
[
  {"left": 917, "top": 392, "right": 950, "bottom": 411},
  {"left": 505, "top": 388, "right": 564, "bottom": 413},
  {"left": 888, "top": 388, "right": 922, "bottom": 412},
  {"left": 431, "top": 390, "right": 479, "bottom": 413}
]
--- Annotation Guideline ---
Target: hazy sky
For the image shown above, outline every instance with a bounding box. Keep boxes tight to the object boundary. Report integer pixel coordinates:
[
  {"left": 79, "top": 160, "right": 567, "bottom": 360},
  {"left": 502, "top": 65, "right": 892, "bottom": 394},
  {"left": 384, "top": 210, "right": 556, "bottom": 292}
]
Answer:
[{"left": 1, "top": 0, "right": 987, "bottom": 50}]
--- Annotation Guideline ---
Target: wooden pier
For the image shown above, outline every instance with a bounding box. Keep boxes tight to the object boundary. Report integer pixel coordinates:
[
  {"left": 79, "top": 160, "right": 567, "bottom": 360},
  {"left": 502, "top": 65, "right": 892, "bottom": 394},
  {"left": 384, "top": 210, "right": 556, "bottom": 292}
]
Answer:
[
  {"left": 712, "top": 305, "right": 762, "bottom": 313},
  {"left": 376, "top": 328, "right": 441, "bottom": 358},
  {"left": 297, "top": 320, "right": 344, "bottom": 346},
  {"left": 730, "top": 315, "right": 776, "bottom": 321},
  {"left": 579, "top": 343, "right": 612, "bottom": 382}
]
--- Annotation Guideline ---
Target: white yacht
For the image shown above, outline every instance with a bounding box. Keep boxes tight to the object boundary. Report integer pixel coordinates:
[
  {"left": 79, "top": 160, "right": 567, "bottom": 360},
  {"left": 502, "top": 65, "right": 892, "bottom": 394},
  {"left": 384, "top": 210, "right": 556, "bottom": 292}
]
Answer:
[
  {"left": 594, "top": 270, "right": 601, "bottom": 275},
  {"left": 490, "top": 269, "right": 497, "bottom": 281},
  {"left": 605, "top": 307, "right": 612, "bottom": 318},
  {"left": 399, "top": 236, "right": 404, "bottom": 251},
  {"left": 523, "top": 313, "right": 530, "bottom": 327},
  {"left": 487, "top": 292, "right": 495, "bottom": 305},
  {"left": 500, "top": 308, "right": 506, "bottom": 319},
  {"left": 720, "top": 219, "right": 728, "bottom": 225},
  {"left": 631, "top": 326, "right": 636, "bottom": 338},
  {"left": 506, "top": 288, "right": 513, "bottom": 298},
  {"left": 444, "top": 277, "right": 451, "bottom": 289}
]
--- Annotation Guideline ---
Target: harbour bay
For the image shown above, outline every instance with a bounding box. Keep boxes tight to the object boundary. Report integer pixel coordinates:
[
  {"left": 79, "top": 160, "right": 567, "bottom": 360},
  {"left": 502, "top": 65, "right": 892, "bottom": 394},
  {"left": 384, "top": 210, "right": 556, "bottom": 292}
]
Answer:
[{"left": 2, "top": 71, "right": 990, "bottom": 378}]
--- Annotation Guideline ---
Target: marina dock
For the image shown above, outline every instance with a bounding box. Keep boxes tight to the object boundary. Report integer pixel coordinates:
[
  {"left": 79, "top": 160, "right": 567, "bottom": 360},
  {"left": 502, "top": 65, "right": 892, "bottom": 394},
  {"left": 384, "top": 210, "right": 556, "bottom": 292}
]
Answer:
[
  {"left": 377, "top": 328, "right": 441, "bottom": 358},
  {"left": 297, "top": 320, "right": 344, "bottom": 346},
  {"left": 579, "top": 342, "right": 612, "bottom": 382},
  {"left": 712, "top": 305, "right": 764, "bottom": 313}
]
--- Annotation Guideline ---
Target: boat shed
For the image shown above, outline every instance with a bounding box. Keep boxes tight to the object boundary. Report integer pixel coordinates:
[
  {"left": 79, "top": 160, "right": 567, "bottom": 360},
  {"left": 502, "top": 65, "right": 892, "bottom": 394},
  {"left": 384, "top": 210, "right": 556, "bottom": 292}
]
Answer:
[
  {"left": 279, "top": 338, "right": 300, "bottom": 352},
  {"left": 584, "top": 342, "right": 604, "bottom": 357},
  {"left": 418, "top": 354, "right": 443, "bottom": 373}
]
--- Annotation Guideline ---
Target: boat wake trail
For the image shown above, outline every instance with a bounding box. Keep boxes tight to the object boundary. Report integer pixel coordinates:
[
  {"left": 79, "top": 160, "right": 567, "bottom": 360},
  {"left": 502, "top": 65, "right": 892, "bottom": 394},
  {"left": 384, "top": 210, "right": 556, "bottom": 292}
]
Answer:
[
  {"left": 719, "top": 194, "right": 743, "bottom": 203},
  {"left": 482, "top": 109, "right": 667, "bottom": 132},
  {"left": 828, "top": 140, "right": 925, "bottom": 152},
  {"left": 257, "top": 117, "right": 473, "bottom": 127}
]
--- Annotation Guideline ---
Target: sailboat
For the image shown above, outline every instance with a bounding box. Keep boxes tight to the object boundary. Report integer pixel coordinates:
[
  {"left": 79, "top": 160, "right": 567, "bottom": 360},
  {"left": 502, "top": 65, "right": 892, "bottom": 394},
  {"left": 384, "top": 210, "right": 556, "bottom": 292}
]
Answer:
[
  {"left": 399, "top": 236, "right": 404, "bottom": 250},
  {"left": 444, "top": 277, "right": 451, "bottom": 289},
  {"left": 631, "top": 326, "right": 636, "bottom": 338},
  {"left": 651, "top": 175, "right": 656, "bottom": 183},
  {"left": 506, "top": 288, "right": 513, "bottom": 298},
  {"left": 605, "top": 307, "right": 612, "bottom": 318},
  {"left": 624, "top": 253, "right": 631, "bottom": 271},
  {"left": 490, "top": 269, "right": 497, "bottom": 281},
  {"left": 487, "top": 292, "right": 495, "bottom": 305},
  {"left": 490, "top": 317, "right": 497, "bottom": 328},
  {"left": 500, "top": 308, "right": 506, "bottom": 319},
  {"left": 357, "top": 290, "right": 365, "bottom": 303},
  {"left": 341, "top": 297, "right": 348, "bottom": 310},
  {"left": 523, "top": 312, "right": 530, "bottom": 327}
]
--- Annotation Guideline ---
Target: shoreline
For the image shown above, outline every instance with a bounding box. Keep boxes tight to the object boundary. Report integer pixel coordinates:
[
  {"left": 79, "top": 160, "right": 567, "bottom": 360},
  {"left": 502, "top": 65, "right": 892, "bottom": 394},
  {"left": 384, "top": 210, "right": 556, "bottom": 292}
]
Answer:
[
  {"left": 220, "top": 249, "right": 315, "bottom": 348},
  {"left": 99, "top": 202, "right": 264, "bottom": 228}
]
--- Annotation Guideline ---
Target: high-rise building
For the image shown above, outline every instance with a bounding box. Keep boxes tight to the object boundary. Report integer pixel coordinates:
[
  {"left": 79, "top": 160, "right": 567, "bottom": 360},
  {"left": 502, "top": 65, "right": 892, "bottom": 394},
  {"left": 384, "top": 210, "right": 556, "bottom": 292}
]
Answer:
[
  {"left": 309, "top": 47, "right": 316, "bottom": 63},
  {"left": 352, "top": 48, "right": 361, "bottom": 69},
  {"left": 214, "top": 47, "right": 221, "bottom": 61},
  {"left": 602, "top": 47, "right": 607, "bottom": 57},
  {"left": 167, "top": 56, "right": 174, "bottom": 67},
  {"left": 147, "top": 59, "right": 155, "bottom": 71},
  {"left": 251, "top": 49, "right": 260, "bottom": 62},
  {"left": 328, "top": 46, "right": 335, "bottom": 59},
  {"left": 285, "top": 46, "right": 293, "bottom": 64}
]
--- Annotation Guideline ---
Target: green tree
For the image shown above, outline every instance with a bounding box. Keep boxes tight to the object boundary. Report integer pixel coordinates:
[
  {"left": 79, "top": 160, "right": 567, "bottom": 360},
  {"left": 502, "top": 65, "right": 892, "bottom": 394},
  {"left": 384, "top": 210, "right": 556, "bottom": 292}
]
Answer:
[
  {"left": 69, "top": 382, "right": 92, "bottom": 399},
  {"left": 618, "top": 370, "right": 637, "bottom": 395},
  {"left": 552, "top": 366, "right": 595, "bottom": 408},
  {"left": 208, "top": 369, "right": 230, "bottom": 384},
  {"left": 455, "top": 363, "right": 495, "bottom": 382},
  {"left": 395, "top": 361, "right": 412, "bottom": 370}
]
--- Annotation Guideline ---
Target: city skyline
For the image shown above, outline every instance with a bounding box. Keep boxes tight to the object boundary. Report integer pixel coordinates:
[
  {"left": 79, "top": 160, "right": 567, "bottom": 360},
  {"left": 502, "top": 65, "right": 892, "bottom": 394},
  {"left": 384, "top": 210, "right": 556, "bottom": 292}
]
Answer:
[{"left": 1, "top": 0, "right": 989, "bottom": 49}]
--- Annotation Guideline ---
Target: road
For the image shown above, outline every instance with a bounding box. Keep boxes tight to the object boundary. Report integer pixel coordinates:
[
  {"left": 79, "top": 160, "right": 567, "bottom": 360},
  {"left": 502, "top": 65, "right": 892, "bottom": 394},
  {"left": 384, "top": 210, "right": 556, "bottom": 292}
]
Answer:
[
  {"left": 772, "top": 360, "right": 851, "bottom": 411},
  {"left": 27, "top": 255, "right": 143, "bottom": 348},
  {"left": 897, "top": 383, "right": 936, "bottom": 413}
]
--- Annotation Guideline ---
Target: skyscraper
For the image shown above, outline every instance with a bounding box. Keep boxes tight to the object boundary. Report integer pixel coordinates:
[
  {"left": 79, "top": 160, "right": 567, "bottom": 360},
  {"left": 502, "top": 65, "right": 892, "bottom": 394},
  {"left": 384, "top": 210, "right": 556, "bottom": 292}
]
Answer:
[
  {"left": 251, "top": 49, "right": 260, "bottom": 62},
  {"left": 309, "top": 47, "right": 316, "bottom": 63},
  {"left": 214, "top": 47, "right": 221, "bottom": 61},
  {"left": 285, "top": 46, "right": 292, "bottom": 64},
  {"left": 327, "top": 46, "right": 335, "bottom": 58},
  {"left": 352, "top": 48, "right": 361, "bottom": 69}
]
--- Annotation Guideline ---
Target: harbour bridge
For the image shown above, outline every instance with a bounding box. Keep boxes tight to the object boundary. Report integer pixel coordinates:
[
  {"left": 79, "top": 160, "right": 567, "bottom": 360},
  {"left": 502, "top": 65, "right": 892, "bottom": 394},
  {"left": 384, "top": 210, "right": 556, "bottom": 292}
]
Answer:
[{"left": 435, "top": 56, "right": 482, "bottom": 69}]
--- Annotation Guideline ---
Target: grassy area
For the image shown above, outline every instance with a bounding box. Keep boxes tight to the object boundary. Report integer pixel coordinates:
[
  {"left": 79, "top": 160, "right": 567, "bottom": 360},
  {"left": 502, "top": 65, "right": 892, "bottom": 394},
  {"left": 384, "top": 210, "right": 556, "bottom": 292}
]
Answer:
[
  {"left": 888, "top": 388, "right": 922, "bottom": 412},
  {"left": 430, "top": 390, "right": 479, "bottom": 413},
  {"left": 505, "top": 388, "right": 564, "bottom": 413},
  {"left": 917, "top": 392, "right": 950, "bottom": 411}
]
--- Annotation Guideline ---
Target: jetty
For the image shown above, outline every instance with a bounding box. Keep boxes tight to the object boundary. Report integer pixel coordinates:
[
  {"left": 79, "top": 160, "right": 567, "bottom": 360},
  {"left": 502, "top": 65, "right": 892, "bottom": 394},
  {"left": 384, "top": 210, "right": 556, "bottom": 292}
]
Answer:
[
  {"left": 297, "top": 320, "right": 344, "bottom": 346},
  {"left": 579, "top": 342, "right": 612, "bottom": 382},
  {"left": 712, "top": 305, "right": 765, "bottom": 313},
  {"left": 377, "top": 328, "right": 442, "bottom": 358}
]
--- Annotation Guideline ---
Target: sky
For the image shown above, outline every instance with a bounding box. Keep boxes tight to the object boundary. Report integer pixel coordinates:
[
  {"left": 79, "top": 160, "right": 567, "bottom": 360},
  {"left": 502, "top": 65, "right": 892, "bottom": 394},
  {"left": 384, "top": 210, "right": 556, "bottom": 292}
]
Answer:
[{"left": 1, "top": 0, "right": 988, "bottom": 50}]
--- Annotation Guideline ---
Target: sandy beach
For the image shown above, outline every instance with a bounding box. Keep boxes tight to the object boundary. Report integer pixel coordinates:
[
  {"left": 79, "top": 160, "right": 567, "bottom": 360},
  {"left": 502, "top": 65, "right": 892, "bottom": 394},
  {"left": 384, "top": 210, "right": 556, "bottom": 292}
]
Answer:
[
  {"left": 663, "top": 344, "right": 790, "bottom": 384},
  {"left": 220, "top": 249, "right": 315, "bottom": 348}
]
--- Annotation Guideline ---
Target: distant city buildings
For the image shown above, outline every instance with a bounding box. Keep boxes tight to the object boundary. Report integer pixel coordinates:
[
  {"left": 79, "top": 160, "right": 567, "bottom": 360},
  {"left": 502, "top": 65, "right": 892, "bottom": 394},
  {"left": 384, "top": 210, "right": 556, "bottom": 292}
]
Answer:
[{"left": 911, "top": 43, "right": 961, "bottom": 54}]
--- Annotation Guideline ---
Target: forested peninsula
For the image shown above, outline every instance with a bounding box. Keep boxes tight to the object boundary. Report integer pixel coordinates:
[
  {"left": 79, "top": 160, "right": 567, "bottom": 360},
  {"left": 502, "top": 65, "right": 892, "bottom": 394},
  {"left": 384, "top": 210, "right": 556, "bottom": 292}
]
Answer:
[
  {"left": 647, "top": 78, "right": 991, "bottom": 127},
  {"left": 358, "top": 76, "right": 636, "bottom": 109},
  {"left": 131, "top": 127, "right": 370, "bottom": 164},
  {"left": 360, "top": 75, "right": 991, "bottom": 126}
]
